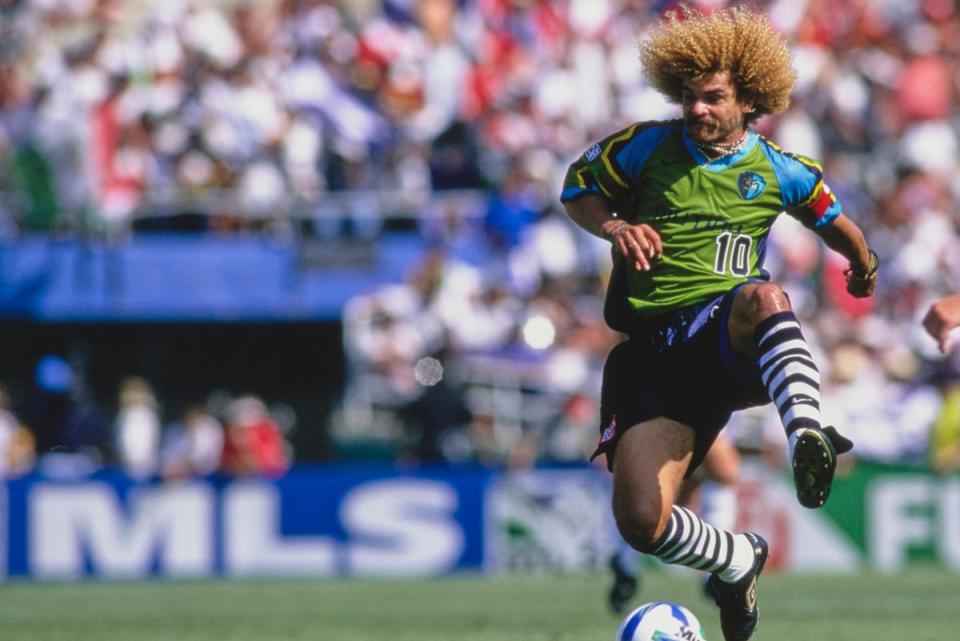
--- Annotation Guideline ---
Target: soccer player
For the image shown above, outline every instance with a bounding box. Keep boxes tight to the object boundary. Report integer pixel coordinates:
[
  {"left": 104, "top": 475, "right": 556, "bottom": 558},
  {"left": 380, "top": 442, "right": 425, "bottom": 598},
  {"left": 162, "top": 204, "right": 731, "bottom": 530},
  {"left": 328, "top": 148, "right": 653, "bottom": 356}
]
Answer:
[
  {"left": 923, "top": 294, "right": 960, "bottom": 353},
  {"left": 559, "top": 8, "right": 877, "bottom": 641}
]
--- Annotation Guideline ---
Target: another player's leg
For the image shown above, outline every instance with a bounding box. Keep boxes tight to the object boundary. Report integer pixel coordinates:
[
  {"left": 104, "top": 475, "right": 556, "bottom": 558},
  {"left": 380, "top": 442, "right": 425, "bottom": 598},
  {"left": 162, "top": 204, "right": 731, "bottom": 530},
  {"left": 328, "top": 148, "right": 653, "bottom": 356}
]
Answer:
[
  {"left": 728, "top": 283, "right": 853, "bottom": 508},
  {"left": 612, "top": 418, "right": 766, "bottom": 641},
  {"left": 607, "top": 537, "right": 640, "bottom": 613},
  {"left": 699, "top": 434, "right": 739, "bottom": 533}
]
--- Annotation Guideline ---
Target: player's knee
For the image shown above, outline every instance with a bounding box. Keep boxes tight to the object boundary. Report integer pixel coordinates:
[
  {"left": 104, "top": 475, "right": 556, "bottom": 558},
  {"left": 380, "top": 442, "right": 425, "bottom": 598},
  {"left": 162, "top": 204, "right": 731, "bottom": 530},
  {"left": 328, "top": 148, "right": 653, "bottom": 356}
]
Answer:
[
  {"left": 613, "top": 498, "right": 669, "bottom": 551},
  {"left": 729, "top": 282, "right": 794, "bottom": 355},
  {"left": 739, "top": 282, "right": 790, "bottom": 319}
]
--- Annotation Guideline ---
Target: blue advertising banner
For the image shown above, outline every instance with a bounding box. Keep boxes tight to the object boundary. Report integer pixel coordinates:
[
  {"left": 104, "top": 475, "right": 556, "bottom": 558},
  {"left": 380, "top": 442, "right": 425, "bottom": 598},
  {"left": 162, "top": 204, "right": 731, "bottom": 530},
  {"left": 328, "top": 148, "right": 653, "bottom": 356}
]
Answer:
[
  {"left": 3, "top": 465, "right": 501, "bottom": 579},
  {"left": 11, "top": 461, "right": 959, "bottom": 579}
]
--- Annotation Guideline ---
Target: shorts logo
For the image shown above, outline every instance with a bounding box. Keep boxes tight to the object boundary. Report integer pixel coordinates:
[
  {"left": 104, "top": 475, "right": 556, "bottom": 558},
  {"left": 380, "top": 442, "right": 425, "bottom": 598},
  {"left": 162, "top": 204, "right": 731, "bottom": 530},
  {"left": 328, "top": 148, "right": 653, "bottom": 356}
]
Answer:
[
  {"left": 585, "top": 144, "right": 602, "bottom": 162},
  {"left": 599, "top": 415, "right": 618, "bottom": 443},
  {"left": 738, "top": 171, "right": 766, "bottom": 200}
]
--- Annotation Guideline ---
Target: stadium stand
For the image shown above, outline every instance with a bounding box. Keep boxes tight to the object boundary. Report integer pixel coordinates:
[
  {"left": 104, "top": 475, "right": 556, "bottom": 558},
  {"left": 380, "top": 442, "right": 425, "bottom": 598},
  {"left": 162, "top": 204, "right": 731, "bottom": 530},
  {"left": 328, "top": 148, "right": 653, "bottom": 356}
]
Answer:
[{"left": 1, "top": 0, "right": 960, "bottom": 475}]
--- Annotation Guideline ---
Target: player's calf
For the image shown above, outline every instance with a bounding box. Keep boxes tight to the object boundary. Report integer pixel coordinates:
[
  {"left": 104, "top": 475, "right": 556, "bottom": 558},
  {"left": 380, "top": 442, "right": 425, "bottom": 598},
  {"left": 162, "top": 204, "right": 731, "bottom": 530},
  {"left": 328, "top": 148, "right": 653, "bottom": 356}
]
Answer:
[{"left": 751, "top": 310, "right": 857, "bottom": 508}]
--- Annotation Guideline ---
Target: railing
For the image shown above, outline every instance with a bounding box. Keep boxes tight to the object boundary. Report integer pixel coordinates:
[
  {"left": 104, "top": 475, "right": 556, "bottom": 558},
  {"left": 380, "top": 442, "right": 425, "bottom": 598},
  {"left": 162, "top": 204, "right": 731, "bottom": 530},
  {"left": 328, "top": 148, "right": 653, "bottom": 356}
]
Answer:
[
  {"left": 0, "top": 185, "right": 493, "bottom": 238},
  {"left": 130, "top": 187, "right": 491, "bottom": 237},
  {"left": 331, "top": 349, "right": 581, "bottom": 464}
]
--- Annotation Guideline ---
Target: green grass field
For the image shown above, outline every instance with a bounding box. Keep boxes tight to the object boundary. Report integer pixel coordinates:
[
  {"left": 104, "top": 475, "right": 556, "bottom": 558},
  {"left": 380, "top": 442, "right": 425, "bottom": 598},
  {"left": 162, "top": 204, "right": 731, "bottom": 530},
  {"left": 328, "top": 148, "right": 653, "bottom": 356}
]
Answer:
[{"left": 1, "top": 569, "right": 957, "bottom": 641}]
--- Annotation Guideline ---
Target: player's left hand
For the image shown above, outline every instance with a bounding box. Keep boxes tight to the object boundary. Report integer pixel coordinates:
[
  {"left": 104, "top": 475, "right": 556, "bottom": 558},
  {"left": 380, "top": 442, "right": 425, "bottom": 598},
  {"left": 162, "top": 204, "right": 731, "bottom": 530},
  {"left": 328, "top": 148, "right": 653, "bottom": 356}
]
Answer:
[{"left": 844, "top": 249, "right": 878, "bottom": 298}]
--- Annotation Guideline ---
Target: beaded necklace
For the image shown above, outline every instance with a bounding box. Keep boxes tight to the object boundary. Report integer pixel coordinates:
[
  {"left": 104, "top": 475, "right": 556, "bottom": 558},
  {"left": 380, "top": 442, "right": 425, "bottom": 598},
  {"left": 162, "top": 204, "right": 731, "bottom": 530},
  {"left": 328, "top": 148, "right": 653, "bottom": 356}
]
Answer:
[{"left": 693, "top": 129, "right": 749, "bottom": 158}]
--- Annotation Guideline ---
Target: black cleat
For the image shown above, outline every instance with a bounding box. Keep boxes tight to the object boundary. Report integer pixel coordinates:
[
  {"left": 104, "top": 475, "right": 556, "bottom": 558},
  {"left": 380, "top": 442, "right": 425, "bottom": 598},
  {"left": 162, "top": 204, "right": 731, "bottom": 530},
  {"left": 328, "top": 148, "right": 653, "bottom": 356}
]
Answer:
[
  {"left": 607, "top": 554, "right": 639, "bottom": 614},
  {"left": 701, "top": 573, "right": 713, "bottom": 600},
  {"left": 823, "top": 425, "right": 854, "bottom": 454},
  {"left": 792, "top": 426, "right": 853, "bottom": 509},
  {"left": 707, "top": 532, "right": 768, "bottom": 641}
]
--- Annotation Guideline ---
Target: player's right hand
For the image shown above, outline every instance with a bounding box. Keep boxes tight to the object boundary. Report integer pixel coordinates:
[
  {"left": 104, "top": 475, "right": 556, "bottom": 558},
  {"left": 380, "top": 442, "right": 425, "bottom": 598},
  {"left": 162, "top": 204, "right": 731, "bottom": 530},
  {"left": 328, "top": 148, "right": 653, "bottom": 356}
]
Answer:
[
  {"left": 843, "top": 249, "right": 878, "bottom": 298},
  {"left": 607, "top": 221, "right": 662, "bottom": 272}
]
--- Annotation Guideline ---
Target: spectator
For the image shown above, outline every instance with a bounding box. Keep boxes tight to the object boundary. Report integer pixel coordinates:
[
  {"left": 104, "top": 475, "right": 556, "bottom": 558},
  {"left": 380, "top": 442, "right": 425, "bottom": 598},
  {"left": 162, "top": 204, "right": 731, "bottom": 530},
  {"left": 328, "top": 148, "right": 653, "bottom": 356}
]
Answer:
[
  {"left": 18, "top": 355, "right": 110, "bottom": 472},
  {"left": 114, "top": 376, "right": 161, "bottom": 480},
  {"left": 930, "top": 377, "right": 960, "bottom": 474},
  {"left": 161, "top": 405, "right": 225, "bottom": 481},
  {"left": 0, "top": 384, "right": 35, "bottom": 477},
  {"left": 220, "top": 395, "right": 290, "bottom": 478},
  {"left": 399, "top": 362, "right": 473, "bottom": 465}
]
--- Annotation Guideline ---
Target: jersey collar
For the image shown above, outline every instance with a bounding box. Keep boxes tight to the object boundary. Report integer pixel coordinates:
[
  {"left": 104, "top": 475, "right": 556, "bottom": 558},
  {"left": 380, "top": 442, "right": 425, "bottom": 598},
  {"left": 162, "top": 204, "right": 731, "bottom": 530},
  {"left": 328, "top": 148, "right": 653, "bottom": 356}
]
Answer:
[{"left": 681, "top": 128, "right": 758, "bottom": 172}]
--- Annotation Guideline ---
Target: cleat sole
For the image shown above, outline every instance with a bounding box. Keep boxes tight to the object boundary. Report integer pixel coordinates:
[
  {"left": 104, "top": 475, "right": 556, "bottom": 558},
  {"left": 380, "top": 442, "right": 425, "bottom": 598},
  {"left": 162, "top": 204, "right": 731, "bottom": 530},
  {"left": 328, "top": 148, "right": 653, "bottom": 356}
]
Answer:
[{"left": 793, "top": 429, "right": 837, "bottom": 509}]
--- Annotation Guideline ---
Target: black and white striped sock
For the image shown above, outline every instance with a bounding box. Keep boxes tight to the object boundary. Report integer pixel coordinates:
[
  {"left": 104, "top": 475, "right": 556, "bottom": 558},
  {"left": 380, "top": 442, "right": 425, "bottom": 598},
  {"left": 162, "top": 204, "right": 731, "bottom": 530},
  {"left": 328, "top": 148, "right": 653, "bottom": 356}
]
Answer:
[
  {"left": 755, "top": 311, "right": 822, "bottom": 453},
  {"left": 643, "top": 505, "right": 755, "bottom": 582}
]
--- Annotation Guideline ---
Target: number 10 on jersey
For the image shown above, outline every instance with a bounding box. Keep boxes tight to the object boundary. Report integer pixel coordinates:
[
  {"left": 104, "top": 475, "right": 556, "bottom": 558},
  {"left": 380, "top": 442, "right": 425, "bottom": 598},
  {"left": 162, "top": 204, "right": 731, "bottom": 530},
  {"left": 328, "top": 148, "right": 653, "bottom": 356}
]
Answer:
[{"left": 713, "top": 232, "right": 753, "bottom": 277}]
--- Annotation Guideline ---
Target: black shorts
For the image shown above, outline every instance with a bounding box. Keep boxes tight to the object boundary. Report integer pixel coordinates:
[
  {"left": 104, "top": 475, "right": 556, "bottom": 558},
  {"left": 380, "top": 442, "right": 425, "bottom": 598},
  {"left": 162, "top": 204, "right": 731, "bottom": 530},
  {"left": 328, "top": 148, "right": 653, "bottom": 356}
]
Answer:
[{"left": 593, "top": 286, "right": 769, "bottom": 476}]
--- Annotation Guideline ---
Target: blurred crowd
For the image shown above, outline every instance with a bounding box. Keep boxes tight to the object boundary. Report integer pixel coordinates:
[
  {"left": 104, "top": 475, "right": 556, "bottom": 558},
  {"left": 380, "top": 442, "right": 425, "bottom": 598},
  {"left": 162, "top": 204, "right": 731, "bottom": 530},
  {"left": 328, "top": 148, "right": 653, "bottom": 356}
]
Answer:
[
  {"left": 0, "top": 354, "right": 293, "bottom": 480},
  {"left": 2, "top": 0, "right": 960, "bottom": 472}
]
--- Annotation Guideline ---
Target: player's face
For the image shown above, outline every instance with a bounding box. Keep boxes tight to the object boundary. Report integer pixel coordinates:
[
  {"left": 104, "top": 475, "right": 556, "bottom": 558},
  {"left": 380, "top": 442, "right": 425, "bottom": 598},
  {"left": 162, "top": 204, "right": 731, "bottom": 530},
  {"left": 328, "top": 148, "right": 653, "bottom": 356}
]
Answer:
[{"left": 681, "top": 71, "right": 754, "bottom": 144}]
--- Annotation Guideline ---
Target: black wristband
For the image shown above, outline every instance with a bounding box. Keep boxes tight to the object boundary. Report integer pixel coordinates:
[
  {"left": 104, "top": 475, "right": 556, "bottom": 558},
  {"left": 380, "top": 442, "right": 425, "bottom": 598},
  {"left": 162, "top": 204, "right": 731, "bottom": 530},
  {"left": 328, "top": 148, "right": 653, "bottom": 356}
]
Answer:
[{"left": 849, "top": 249, "right": 879, "bottom": 279}]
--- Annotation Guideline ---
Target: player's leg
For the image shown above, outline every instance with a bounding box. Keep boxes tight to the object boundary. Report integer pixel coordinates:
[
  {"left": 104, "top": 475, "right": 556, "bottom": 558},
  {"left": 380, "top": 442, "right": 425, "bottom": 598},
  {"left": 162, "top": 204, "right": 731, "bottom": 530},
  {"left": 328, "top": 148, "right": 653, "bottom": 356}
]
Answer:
[
  {"left": 606, "top": 435, "right": 736, "bottom": 614},
  {"left": 610, "top": 416, "right": 693, "bottom": 553},
  {"left": 612, "top": 418, "right": 766, "bottom": 641},
  {"left": 727, "top": 282, "right": 853, "bottom": 508}
]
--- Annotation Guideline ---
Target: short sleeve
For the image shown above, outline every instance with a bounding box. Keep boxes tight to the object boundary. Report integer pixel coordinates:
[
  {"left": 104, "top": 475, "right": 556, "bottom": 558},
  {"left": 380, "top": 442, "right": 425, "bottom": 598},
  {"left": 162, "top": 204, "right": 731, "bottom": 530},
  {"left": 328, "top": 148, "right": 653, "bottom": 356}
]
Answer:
[
  {"left": 760, "top": 141, "right": 842, "bottom": 228},
  {"left": 560, "top": 122, "right": 672, "bottom": 204}
]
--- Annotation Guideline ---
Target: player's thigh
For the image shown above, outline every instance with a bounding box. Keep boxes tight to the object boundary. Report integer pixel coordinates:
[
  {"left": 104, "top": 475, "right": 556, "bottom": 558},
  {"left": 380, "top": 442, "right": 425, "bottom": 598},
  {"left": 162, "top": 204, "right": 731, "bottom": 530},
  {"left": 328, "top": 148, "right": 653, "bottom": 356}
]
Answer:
[
  {"left": 611, "top": 417, "right": 695, "bottom": 544},
  {"left": 701, "top": 435, "right": 740, "bottom": 485}
]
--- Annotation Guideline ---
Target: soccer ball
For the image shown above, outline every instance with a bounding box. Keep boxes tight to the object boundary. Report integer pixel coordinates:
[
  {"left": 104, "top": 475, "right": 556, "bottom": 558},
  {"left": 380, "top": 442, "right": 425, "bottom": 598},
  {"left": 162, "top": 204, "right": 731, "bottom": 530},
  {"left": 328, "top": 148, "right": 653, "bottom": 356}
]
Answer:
[{"left": 616, "top": 601, "right": 707, "bottom": 641}]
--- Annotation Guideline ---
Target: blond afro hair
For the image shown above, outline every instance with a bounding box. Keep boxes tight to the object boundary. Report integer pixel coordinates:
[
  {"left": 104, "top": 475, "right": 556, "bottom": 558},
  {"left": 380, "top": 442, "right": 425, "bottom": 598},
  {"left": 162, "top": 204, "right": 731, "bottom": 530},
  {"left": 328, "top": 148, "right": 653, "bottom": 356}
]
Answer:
[{"left": 640, "top": 6, "right": 796, "bottom": 121}]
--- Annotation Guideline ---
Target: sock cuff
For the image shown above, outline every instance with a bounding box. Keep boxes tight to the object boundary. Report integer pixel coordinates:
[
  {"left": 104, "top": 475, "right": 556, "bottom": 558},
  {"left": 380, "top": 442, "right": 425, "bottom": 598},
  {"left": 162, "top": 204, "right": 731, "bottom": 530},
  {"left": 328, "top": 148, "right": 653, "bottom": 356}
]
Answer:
[
  {"left": 785, "top": 419, "right": 820, "bottom": 435},
  {"left": 753, "top": 310, "right": 800, "bottom": 346}
]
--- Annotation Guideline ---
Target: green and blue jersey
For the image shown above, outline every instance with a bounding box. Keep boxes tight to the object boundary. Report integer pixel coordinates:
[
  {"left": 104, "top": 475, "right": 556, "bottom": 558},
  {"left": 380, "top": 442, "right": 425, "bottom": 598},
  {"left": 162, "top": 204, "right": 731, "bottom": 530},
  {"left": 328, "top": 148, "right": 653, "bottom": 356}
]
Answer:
[{"left": 561, "top": 119, "right": 841, "bottom": 317}]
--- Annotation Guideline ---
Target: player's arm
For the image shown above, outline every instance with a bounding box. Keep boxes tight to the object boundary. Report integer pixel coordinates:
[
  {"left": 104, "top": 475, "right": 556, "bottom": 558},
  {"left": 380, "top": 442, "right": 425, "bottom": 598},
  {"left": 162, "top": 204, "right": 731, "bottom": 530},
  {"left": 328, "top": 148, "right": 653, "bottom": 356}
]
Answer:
[
  {"left": 561, "top": 122, "right": 673, "bottom": 271},
  {"left": 812, "top": 213, "right": 877, "bottom": 298},
  {"left": 775, "top": 149, "right": 877, "bottom": 298},
  {"left": 923, "top": 293, "right": 960, "bottom": 353},
  {"left": 562, "top": 193, "right": 661, "bottom": 272}
]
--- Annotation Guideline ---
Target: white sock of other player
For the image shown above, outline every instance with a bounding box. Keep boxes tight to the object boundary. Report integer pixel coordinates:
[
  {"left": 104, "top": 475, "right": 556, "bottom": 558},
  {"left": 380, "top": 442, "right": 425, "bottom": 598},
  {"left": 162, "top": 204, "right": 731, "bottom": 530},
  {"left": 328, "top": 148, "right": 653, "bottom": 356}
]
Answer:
[
  {"left": 754, "top": 311, "right": 823, "bottom": 458},
  {"left": 643, "top": 505, "right": 756, "bottom": 583}
]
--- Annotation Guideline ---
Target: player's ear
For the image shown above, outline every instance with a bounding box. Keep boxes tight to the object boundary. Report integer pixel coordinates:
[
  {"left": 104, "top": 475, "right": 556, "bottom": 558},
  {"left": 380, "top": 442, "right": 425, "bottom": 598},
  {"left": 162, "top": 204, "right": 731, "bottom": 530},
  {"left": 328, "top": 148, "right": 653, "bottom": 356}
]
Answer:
[{"left": 734, "top": 84, "right": 755, "bottom": 114}]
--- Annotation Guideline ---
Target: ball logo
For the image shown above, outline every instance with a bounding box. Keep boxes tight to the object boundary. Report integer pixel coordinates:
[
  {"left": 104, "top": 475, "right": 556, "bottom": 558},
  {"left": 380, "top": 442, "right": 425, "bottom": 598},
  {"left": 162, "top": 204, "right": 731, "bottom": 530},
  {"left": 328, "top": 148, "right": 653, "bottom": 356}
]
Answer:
[
  {"left": 585, "top": 144, "right": 602, "bottom": 162},
  {"left": 679, "top": 626, "right": 706, "bottom": 641},
  {"left": 738, "top": 171, "right": 766, "bottom": 200}
]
